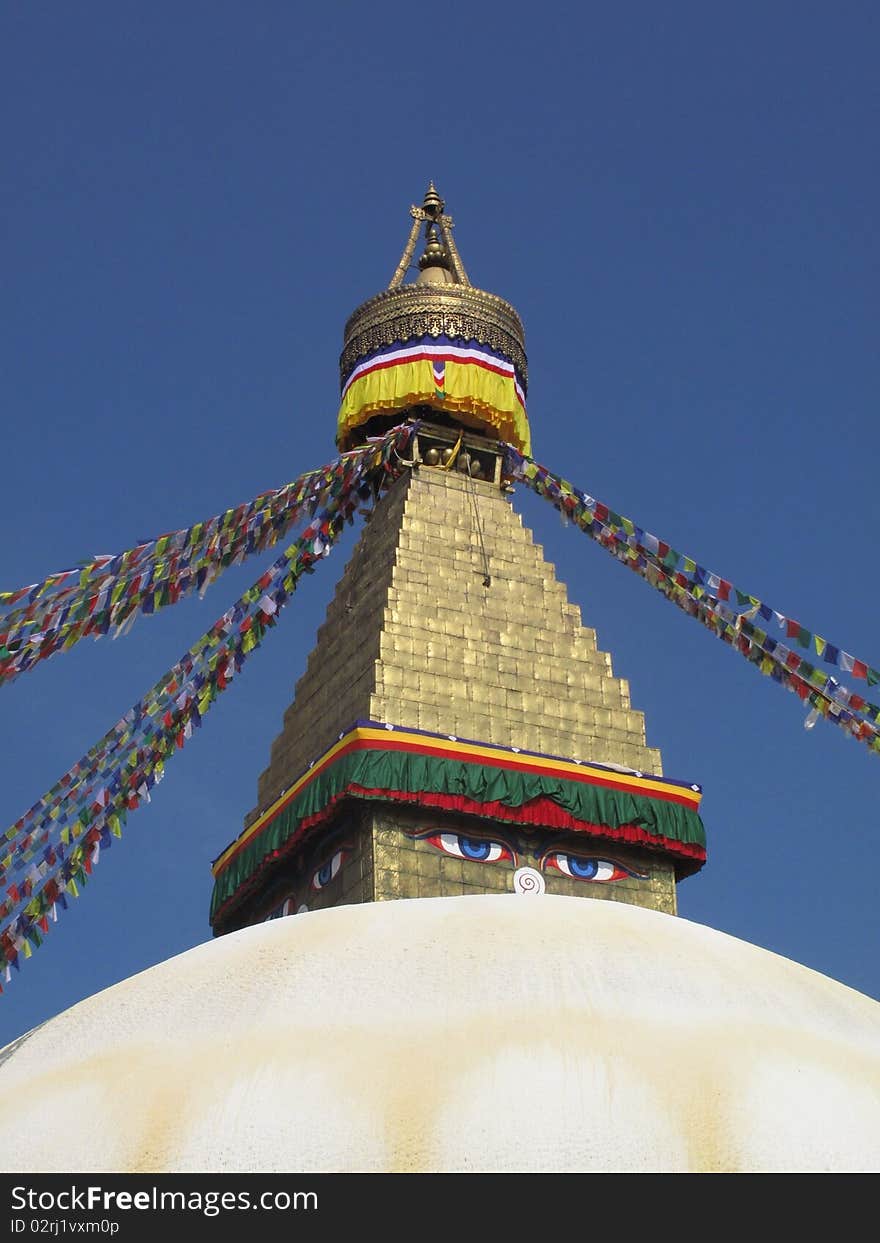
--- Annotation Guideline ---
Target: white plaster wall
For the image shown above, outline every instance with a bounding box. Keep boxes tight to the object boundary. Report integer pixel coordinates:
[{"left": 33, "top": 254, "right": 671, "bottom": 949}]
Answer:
[{"left": 1, "top": 894, "right": 879, "bottom": 1173}]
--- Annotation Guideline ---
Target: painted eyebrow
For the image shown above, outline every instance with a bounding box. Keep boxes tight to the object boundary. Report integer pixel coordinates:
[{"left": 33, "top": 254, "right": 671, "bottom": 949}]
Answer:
[{"left": 410, "top": 827, "right": 520, "bottom": 854}]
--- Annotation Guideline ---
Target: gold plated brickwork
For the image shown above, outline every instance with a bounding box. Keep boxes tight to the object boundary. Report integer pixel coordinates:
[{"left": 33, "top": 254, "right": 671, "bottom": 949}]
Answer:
[
  {"left": 254, "top": 467, "right": 662, "bottom": 818},
  {"left": 239, "top": 464, "right": 677, "bottom": 919}
]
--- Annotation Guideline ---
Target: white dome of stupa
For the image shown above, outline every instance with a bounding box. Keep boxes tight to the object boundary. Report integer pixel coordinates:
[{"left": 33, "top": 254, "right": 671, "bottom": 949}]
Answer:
[{"left": 1, "top": 893, "right": 879, "bottom": 1173}]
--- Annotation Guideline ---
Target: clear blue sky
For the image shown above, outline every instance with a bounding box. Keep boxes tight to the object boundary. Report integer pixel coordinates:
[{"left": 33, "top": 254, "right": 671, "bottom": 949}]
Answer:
[{"left": 2, "top": 2, "right": 878, "bottom": 1045}]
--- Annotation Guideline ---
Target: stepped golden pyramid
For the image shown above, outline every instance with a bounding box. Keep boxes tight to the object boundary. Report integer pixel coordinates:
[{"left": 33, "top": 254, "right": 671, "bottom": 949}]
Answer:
[
  {"left": 210, "top": 183, "right": 702, "bottom": 934},
  {"left": 1, "top": 187, "right": 879, "bottom": 1174}
]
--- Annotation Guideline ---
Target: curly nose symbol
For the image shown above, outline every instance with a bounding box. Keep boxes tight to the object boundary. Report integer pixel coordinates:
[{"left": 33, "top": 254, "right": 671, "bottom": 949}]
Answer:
[{"left": 513, "top": 866, "right": 545, "bottom": 895}]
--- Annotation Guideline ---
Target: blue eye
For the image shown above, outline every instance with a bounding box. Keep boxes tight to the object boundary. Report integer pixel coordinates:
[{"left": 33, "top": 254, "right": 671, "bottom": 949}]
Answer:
[
  {"left": 568, "top": 857, "right": 600, "bottom": 879},
  {"left": 544, "top": 853, "right": 648, "bottom": 883},
  {"left": 311, "top": 848, "right": 346, "bottom": 891},
  {"left": 423, "top": 832, "right": 514, "bottom": 864},
  {"left": 460, "top": 836, "right": 492, "bottom": 860},
  {"left": 265, "top": 896, "right": 296, "bottom": 921}
]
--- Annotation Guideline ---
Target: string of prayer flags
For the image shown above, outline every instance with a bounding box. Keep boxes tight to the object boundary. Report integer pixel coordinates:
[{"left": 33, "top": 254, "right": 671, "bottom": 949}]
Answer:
[
  {"left": 1, "top": 430, "right": 406, "bottom": 860},
  {"left": 0, "top": 440, "right": 401, "bottom": 689},
  {"left": 0, "top": 424, "right": 418, "bottom": 990},
  {"left": 504, "top": 446, "right": 880, "bottom": 757}
]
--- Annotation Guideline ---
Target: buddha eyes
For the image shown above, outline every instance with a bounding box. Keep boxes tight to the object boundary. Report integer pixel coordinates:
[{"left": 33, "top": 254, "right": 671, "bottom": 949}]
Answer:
[
  {"left": 264, "top": 896, "right": 296, "bottom": 921},
  {"left": 311, "top": 848, "right": 347, "bottom": 890},
  {"left": 424, "top": 832, "right": 514, "bottom": 864},
  {"left": 543, "top": 853, "right": 647, "bottom": 883},
  {"left": 417, "top": 830, "right": 648, "bottom": 886}
]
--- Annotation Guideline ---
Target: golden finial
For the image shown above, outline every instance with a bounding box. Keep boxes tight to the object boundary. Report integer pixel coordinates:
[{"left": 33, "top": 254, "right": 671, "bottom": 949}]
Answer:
[
  {"left": 417, "top": 223, "right": 450, "bottom": 273},
  {"left": 422, "top": 182, "right": 444, "bottom": 219},
  {"left": 389, "top": 182, "right": 462, "bottom": 289}
]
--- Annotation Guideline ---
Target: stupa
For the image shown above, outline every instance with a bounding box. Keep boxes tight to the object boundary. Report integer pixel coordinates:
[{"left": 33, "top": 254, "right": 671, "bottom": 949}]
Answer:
[{"left": 2, "top": 188, "right": 878, "bottom": 1175}]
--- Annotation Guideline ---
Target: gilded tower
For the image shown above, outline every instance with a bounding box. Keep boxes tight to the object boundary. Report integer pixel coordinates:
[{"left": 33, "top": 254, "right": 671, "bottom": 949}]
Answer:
[{"left": 210, "top": 187, "right": 705, "bottom": 934}]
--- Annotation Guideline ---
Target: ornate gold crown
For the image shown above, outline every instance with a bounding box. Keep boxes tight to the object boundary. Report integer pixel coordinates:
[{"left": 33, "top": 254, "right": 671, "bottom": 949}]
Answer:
[{"left": 339, "top": 184, "right": 528, "bottom": 396}]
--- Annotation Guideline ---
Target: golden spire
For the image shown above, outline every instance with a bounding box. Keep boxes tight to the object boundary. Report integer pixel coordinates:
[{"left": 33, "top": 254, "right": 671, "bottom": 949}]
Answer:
[
  {"left": 337, "top": 184, "right": 529, "bottom": 453},
  {"left": 417, "top": 223, "right": 451, "bottom": 281},
  {"left": 388, "top": 183, "right": 471, "bottom": 289}
]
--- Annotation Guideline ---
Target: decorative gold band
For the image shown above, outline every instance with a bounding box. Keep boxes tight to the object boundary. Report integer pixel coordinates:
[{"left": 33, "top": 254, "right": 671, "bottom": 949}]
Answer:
[{"left": 340, "top": 284, "right": 528, "bottom": 391}]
